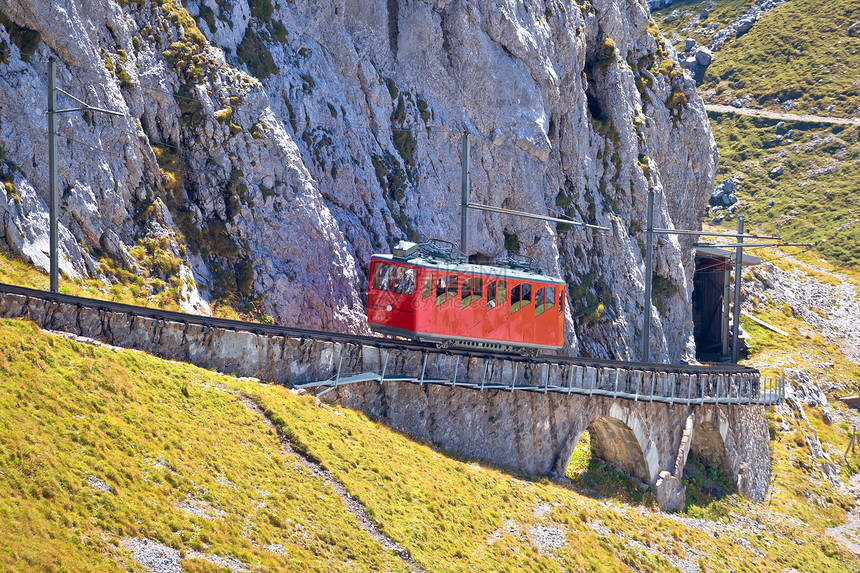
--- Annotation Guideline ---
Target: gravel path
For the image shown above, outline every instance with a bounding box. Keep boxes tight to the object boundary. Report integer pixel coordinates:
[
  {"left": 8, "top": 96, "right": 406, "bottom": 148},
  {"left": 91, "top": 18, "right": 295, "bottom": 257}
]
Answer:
[
  {"left": 827, "top": 475, "right": 860, "bottom": 555},
  {"left": 236, "top": 392, "right": 426, "bottom": 573},
  {"left": 705, "top": 104, "right": 860, "bottom": 126}
]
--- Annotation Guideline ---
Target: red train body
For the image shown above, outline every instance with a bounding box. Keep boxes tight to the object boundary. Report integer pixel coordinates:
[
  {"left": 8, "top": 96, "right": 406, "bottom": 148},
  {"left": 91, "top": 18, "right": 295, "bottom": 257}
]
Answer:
[{"left": 367, "top": 250, "right": 565, "bottom": 352}]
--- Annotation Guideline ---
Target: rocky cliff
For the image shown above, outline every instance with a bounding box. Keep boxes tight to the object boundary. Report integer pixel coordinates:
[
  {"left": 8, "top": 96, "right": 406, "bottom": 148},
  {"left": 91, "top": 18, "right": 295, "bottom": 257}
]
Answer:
[{"left": 0, "top": 0, "right": 717, "bottom": 362}]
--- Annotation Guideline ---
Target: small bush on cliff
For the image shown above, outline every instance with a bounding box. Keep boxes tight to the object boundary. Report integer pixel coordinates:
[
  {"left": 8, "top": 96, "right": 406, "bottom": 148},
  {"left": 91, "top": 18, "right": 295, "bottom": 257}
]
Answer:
[
  {"left": 0, "top": 14, "right": 40, "bottom": 62},
  {"left": 237, "top": 29, "right": 278, "bottom": 79}
]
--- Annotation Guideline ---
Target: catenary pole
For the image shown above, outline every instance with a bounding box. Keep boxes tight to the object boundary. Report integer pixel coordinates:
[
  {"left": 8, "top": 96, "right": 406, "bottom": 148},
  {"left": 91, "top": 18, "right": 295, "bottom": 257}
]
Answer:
[
  {"left": 642, "top": 187, "right": 655, "bottom": 362},
  {"left": 731, "top": 215, "right": 744, "bottom": 363},
  {"left": 461, "top": 129, "right": 470, "bottom": 259},
  {"left": 44, "top": 58, "right": 124, "bottom": 293},
  {"left": 48, "top": 58, "right": 58, "bottom": 293}
]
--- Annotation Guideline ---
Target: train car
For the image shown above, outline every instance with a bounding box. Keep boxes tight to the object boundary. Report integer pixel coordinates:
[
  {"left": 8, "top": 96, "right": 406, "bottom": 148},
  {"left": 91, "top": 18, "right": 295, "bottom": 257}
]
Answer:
[{"left": 367, "top": 241, "right": 565, "bottom": 352}]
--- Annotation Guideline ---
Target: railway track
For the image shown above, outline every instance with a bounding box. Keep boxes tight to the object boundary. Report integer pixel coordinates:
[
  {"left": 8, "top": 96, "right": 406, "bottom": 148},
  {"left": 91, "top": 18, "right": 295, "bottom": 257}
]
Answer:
[{"left": 0, "top": 282, "right": 755, "bottom": 377}]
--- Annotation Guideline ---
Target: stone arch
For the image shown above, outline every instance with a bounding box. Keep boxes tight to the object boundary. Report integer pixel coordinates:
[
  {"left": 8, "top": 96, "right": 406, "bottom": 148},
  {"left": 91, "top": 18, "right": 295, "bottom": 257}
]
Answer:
[
  {"left": 584, "top": 415, "right": 652, "bottom": 484},
  {"left": 689, "top": 421, "right": 733, "bottom": 479}
]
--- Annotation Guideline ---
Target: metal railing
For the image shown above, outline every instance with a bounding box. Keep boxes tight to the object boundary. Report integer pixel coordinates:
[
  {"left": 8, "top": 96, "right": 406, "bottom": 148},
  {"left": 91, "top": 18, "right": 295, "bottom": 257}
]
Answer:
[{"left": 298, "top": 351, "right": 784, "bottom": 406}]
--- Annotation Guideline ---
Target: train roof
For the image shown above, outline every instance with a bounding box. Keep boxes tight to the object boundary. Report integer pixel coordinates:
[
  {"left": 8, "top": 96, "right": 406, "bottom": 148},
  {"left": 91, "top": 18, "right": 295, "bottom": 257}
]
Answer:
[{"left": 371, "top": 253, "right": 566, "bottom": 285}]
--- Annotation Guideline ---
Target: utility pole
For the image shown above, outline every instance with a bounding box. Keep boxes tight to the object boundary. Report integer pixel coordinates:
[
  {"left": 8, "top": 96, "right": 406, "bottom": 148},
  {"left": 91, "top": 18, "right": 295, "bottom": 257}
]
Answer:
[
  {"left": 45, "top": 58, "right": 124, "bottom": 293},
  {"left": 460, "top": 129, "right": 470, "bottom": 259},
  {"left": 47, "top": 58, "right": 58, "bottom": 293},
  {"left": 642, "top": 187, "right": 655, "bottom": 363},
  {"left": 731, "top": 215, "right": 744, "bottom": 363}
]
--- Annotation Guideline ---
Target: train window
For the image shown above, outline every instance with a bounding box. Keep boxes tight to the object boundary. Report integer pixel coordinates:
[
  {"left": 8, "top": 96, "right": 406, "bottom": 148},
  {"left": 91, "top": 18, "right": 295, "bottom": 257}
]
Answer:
[
  {"left": 436, "top": 276, "right": 447, "bottom": 305},
  {"left": 535, "top": 286, "right": 556, "bottom": 317},
  {"left": 461, "top": 277, "right": 482, "bottom": 308},
  {"left": 372, "top": 263, "right": 395, "bottom": 291},
  {"left": 488, "top": 279, "right": 507, "bottom": 309},
  {"left": 436, "top": 275, "right": 458, "bottom": 305},
  {"left": 535, "top": 287, "right": 546, "bottom": 316},
  {"left": 558, "top": 289, "right": 564, "bottom": 314},
  {"left": 393, "top": 267, "right": 415, "bottom": 295},
  {"left": 510, "top": 283, "right": 532, "bottom": 313},
  {"left": 422, "top": 273, "right": 433, "bottom": 299}
]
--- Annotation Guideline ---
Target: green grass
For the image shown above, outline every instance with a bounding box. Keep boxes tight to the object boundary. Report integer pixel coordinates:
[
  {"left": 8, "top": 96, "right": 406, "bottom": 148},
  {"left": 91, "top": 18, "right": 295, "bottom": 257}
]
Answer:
[
  {"left": 0, "top": 316, "right": 858, "bottom": 571},
  {"left": 0, "top": 319, "right": 406, "bottom": 571},
  {"left": 0, "top": 248, "right": 260, "bottom": 322},
  {"left": 654, "top": 0, "right": 860, "bottom": 117},
  {"left": 707, "top": 113, "right": 860, "bottom": 271}
]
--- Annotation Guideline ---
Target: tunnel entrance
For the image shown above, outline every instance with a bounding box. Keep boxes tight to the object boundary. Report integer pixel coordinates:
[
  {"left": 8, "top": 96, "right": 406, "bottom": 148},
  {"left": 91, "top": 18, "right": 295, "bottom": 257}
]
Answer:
[{"left": 693, "top": 247, "right": 761, "bottom": 362}]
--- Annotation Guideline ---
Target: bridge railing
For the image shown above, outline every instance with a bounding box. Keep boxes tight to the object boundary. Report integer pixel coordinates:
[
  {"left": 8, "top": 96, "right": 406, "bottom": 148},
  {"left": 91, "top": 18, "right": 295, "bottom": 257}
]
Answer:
[{"left": 298, "top": 350, "right": 785, "bottom": 407}]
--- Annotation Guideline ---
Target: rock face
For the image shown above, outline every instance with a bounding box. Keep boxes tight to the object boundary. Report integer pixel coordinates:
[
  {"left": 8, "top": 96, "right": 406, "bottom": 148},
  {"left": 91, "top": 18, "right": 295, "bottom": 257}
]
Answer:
[{"left": 0, "top": 0, "right": 717, "bottom": 362}]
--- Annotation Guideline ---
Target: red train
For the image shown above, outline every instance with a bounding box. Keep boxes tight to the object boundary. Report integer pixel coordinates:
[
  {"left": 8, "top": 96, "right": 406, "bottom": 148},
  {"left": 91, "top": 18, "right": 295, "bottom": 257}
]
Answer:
[{"left": 367, "top": 241, "right": 565, "bottom": 352}]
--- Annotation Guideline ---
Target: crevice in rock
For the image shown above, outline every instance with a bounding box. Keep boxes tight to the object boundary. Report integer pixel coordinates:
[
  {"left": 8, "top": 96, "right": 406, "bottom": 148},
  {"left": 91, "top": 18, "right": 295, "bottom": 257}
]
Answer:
[
  {"left": 386, "top": 0, "right": 399, "bottom": 56},
  {"left": 235, "top": 391, "right": 425, "bottom": 573}
]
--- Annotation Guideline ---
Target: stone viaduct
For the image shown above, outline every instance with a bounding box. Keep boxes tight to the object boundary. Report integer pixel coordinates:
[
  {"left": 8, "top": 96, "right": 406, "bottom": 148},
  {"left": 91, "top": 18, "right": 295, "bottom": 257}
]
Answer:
[{"left": 0, "top": 285, "right": 778, "bottom": 510}]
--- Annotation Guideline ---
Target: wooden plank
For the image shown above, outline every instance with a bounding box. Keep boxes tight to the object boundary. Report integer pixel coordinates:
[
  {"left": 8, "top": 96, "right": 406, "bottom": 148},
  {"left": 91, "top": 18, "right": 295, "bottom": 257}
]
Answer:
[{"left": 741, "top": 310, "right": 789, "bottom": 337}]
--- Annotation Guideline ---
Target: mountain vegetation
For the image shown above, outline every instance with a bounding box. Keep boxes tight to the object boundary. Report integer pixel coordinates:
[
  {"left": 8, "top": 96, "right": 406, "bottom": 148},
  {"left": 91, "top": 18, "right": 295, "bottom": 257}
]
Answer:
[
  {"left": 653, "top": 0, "right": 860, "bottom": 274},
  {"left": 0, "top": 312, "right": 858, "bottom": 572},
  {"left": 655, "top": 0, "right": 860, "bottom": 117}
]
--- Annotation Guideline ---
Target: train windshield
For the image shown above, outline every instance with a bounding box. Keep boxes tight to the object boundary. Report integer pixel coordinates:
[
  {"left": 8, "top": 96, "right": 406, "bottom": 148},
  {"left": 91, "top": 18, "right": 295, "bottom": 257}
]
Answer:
[
  {"left": 393, "top": 267, "right": 415, "bottom": 295},
  {"left": 372, "top": 263, "right": 395, "bottom": 291}
]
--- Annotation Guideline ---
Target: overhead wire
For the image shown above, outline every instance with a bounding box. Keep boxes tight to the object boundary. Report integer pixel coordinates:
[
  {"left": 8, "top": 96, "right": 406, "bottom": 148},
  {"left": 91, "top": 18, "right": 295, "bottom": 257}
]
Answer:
[{"left": 27, "top": 49, "right": 829, "bottom": 260}]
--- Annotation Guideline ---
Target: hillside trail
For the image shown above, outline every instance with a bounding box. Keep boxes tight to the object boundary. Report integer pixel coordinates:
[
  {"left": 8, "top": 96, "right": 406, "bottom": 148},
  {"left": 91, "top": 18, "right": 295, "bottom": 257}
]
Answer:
[
  {"left": 234, "top": 390, "right": 427, "bottom": 573},
  {"left": 827, "top": 474, "right": 860, "bottom": 556},
  {"left": 705, "top": 104, "right": 860, "bottom": 126}
]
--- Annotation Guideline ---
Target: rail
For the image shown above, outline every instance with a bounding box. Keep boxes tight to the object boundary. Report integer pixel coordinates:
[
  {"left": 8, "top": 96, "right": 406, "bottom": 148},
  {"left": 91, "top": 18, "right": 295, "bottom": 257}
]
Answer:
[{"left": 0, "top": 283, "right": 782, "bottom": 406}]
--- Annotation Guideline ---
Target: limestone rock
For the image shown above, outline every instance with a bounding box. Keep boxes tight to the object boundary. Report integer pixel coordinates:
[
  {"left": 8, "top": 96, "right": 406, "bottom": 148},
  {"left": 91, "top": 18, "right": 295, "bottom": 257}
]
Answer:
[
  {"left": 0, "top": 0, "right": 719, "bottom": 361},
  {"left": 710, "top": 177, "right": 738, "bottom": 207},
  {"left": 695, "top": 46, "right": 713, "bottom": 67}
]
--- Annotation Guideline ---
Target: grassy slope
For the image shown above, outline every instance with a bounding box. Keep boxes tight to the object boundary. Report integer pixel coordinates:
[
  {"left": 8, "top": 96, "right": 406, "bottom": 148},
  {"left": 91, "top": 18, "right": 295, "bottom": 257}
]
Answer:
[
  {"left": 1, "top": 317, "right": 858, "bottom": 572},
  {"left": 0, "top": 319, "right": 406, "bottom": 572},
  {"left": 707, "top": 114, "right": 860, "bottom": 271},
  {"left": 654, "top": 0, "right": 860, "bottom": 117}
]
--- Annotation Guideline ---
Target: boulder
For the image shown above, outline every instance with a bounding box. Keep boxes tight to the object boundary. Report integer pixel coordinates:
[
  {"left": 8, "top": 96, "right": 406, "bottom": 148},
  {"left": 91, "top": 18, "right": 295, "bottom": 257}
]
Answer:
[
  {"left": 684, "top": 37, "right": 697, "bottom": 52},
  {"left": 710, "top": 177, "right": 738, "bottom": 207},
  {"left": 736, "top": 16, "right": 756, "bottom": 36},
  {"left": 682, "top": 55, "right": 699, "bottom": 69},
  {"left": 695, "top": 46, "right": 713, "bottom": 66}
]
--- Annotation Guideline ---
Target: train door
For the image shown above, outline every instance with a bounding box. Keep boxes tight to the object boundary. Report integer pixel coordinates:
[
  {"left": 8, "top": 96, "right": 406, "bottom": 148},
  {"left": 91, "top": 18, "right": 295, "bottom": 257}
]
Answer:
[
  {"left": 460, "top": 275, "right": 483, "bottom": 337},
  {"left": 415, "top": 269, "right": 435, "bottom": 335},
  {"left": 509, "top": 280, "right": 533, "bottom": 344},
  {"left": 433, "top": 272, "right": 460, "bottom": 337},
  {"left": 484, "top": 277, "right": 508, "bottom": 342},
  {"left": 533, "top": 284, "right": 557, "bottom": 347}
]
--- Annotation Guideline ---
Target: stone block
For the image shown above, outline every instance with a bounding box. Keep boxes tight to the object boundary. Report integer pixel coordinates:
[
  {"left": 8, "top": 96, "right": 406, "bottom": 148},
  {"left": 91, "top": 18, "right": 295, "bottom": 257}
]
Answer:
[{"left": 654, "top": 470, "right": 686, "bottom": 511}]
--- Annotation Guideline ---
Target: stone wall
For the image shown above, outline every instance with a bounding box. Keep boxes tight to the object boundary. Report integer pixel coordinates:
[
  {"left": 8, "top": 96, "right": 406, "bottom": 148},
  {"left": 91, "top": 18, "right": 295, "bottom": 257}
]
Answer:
[
  {"left": 330, "top": 380, "right": 771, "bottom": 510},
  {"left": 0, "top": 288, "right": 771, "bottom": 510}
]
